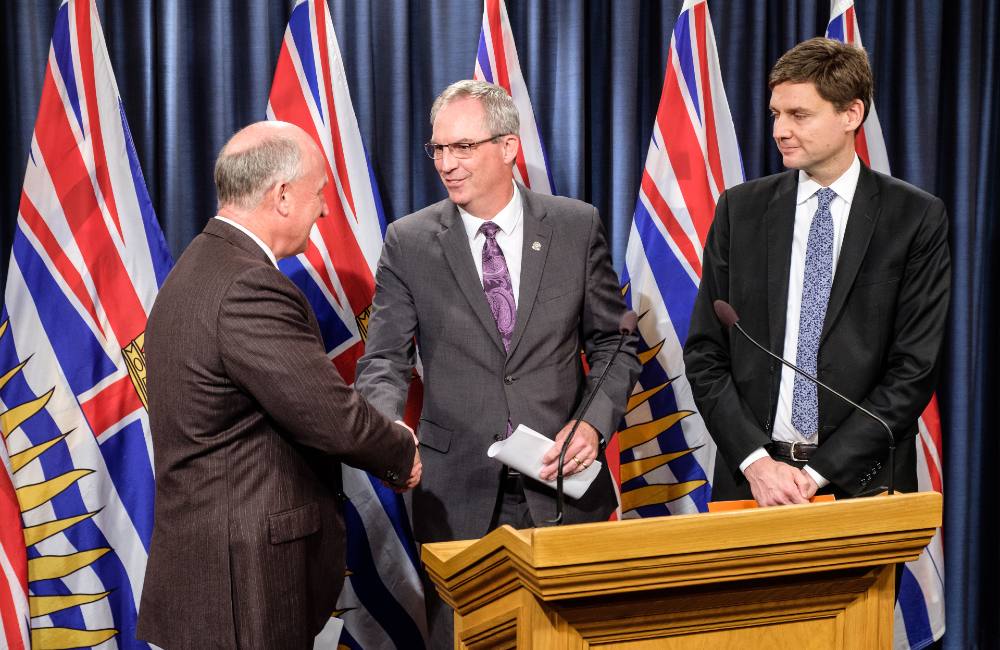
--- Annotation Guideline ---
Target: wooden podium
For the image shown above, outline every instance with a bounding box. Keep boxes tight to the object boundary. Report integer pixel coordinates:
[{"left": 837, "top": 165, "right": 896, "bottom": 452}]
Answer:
[{"left": 421, "top": 491, "right": 941, "bottom": 649}]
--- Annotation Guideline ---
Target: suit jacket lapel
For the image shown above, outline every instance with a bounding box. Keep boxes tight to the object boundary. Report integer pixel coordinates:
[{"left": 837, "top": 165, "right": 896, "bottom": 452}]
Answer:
[
  {"left": 436, "top": 203, "right": 506, "bottom": 353},
  {"left": 507, "top": 187, "right": 551, "bottom": 357},
  {"left": 821, "top": 165, "right": 880, "bottom": 343},
  {"left": 766, "top": 171, "right": 798, "bottom": 353}
]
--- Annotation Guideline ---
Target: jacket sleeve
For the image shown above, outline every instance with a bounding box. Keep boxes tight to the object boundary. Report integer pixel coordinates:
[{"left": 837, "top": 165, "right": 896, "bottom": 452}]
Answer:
[
  {"left": 217, "top": 265, "right": 415, "bottom": 487},
  {"left": 809, "top": 197, "right": 950, "bottom": 493},
  {"left": 575, "top": 207, "right": 642, "bottom": 441},
  {"left": 683, "top": 190, "right": 773, "bottom": 475},
  {"left": 354, "top": 222, "right": 417, "bottom": 421}
]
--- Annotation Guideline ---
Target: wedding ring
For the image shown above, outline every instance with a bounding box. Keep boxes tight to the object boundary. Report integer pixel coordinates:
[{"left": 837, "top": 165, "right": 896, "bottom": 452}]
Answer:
[{"left": 572, "top": 455, "right": 582, "bottom": 466}]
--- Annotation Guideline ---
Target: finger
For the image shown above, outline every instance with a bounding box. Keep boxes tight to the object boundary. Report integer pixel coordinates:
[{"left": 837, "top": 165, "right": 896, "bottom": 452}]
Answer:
[
  {"left": 540, "top": 443, "right": 560, "bottom": 465},
  {"left": 561, "top": 454, "right": 585, "bottom": 477}
]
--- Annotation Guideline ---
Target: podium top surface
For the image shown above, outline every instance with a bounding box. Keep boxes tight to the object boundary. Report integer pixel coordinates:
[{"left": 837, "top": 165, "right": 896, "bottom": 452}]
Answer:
[{"left": 421, "top": 492, "right": 941, "bottom": 603}]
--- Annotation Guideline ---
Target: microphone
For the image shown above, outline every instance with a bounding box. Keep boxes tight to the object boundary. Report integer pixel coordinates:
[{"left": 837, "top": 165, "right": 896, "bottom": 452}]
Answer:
[
  {"left": 548, "top": 310, "right": 638, "bottom": 525},
  {"left": 712, "top": 300, "right": 895, "bottom": 496}
]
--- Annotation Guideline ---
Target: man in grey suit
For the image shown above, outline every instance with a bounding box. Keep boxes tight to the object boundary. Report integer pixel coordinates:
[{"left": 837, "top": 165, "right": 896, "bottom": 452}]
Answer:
[
  {"left": 356, "top": 80, "right": 640, "bottom": 647},
  {"left": 137, "top": 121, "right": 421, "bottom": 649}
]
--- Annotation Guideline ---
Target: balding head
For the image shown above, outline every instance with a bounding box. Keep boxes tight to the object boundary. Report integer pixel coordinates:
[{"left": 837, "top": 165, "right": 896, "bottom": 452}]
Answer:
[
  {"left": 214, "top": 121, "right": 329, "bottom": 259},
  {"left": 214, "top": 121, "right": 318, "bottom": 211}
]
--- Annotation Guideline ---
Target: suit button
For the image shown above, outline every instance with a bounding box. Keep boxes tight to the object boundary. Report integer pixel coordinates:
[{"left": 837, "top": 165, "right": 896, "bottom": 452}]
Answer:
[
  {"left": 493, "top": 433, "right": 504, "bottom": 442},
  {"left": 504, "top": 375, "right": 515, "bottom": 385},
  {"left": 386, "top": 471, "right": 399, "bottom": 482}
]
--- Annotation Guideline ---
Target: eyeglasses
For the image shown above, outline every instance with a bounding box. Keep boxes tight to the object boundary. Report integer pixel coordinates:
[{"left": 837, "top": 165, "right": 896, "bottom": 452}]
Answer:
[{"left": 423, "top": 135, "right": 507, "bottom": 160}]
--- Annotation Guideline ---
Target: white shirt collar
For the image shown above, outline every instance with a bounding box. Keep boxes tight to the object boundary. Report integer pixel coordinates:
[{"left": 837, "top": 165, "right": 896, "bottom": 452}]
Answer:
[
  {"left": 459, "top": 182, "right": 522, "bottom": 239},
  {"left": 213, "top": 215, "right": 278, "bottom": 267},
  {"left": 796, "top": 154, "right": 862, "bottom": 205}
]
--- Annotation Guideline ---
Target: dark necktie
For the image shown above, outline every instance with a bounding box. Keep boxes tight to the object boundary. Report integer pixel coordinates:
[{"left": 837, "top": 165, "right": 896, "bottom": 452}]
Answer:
[
  {"left": 791, "top": 187, "right": 836, "bottom": 439},
  {"left": 479, "top": 221, "right": 516, "bottom": 351}
]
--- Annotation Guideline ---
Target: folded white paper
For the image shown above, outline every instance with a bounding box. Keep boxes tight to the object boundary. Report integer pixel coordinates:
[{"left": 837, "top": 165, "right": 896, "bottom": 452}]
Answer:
[{"left": 487, "top": 424, "right": 602, "bottom": 500}]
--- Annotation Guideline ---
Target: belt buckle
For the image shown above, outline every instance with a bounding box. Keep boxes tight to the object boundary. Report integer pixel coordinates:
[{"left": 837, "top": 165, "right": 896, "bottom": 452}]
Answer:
[{"left": 790, "top": 441, "right": 809, "bottom": 462}]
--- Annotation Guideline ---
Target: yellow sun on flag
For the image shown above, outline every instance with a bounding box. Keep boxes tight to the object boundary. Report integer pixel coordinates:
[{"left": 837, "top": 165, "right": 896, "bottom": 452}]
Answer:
[
  {"left": 0, "top": 320, "right": 118, "bottom": 648},
  {"left": 617, "top": 285, "right": 707, "bottom": 513}
]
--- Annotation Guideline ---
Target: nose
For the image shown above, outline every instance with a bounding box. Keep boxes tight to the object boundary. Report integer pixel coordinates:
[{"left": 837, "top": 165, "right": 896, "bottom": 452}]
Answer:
[
  {"left": 772, "top": 114, "right": 791, "bottom": 140},
  {"left": 437, "top": 146, "right": 459, "bottom": 172}
]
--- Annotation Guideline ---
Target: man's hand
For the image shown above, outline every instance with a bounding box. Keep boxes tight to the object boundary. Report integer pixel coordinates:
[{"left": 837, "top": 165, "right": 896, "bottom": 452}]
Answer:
[
  {"left": 403, "top": 445, "right": 422, "bottom": 490},
  {"left": 385, "top": 421, "right": 421, "bottom": 493},
  {"left": 539, "top": 420, "right": 601, "bottom": 482},
  {"left": 743, "top": 456, "right": 813, "bottom": 506},
  {"left": 798, "top": 468, "right": 819, "bottom": 500}
]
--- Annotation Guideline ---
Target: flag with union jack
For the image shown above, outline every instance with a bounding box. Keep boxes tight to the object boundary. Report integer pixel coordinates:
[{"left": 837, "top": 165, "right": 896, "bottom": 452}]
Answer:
[
  {"left": 616, "top": 0, "right": 743, "bottom": 517},
  {"left": 1, "top": 442, "right": 29, "bottom": 649},
  {"left": 0, "top": 0, "right": 172, "bottom": 648},
  {"left": 473, "top": 0, "right": 555, "bottom": 194},
  {"left": 827, "top": 4, "right": 946, "bottom": 647},
  {"left": 267, "top": 1, "right": 427, "bottom": 647}
]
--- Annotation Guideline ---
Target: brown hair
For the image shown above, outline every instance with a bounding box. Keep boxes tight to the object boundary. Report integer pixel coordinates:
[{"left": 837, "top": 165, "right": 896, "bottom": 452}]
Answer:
[{"left": 769, "top": 37, "right": 873, "bottom": 122}]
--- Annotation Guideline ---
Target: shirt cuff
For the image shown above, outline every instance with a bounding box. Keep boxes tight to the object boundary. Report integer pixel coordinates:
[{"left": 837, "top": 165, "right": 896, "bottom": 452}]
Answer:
[
  {"left": 739, "top": 447, "right": 770, "bottom": 473},
  {"left": 803, "top": 465, "right": 829, "bottom": 488}
]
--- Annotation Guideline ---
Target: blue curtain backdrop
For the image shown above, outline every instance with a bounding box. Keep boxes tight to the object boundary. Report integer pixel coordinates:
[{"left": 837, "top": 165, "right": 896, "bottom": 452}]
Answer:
[{"left": 2, "top": 1, "right": 996, "bottom": 647}]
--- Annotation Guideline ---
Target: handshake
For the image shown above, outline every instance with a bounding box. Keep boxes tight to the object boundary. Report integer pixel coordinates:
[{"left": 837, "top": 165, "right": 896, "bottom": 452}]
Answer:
[{"left": 385, "top": 419, "right": 422, "bottom": 493}]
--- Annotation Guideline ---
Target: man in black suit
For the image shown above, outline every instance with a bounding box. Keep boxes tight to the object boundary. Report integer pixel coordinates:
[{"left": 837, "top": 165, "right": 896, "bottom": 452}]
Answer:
[{"left": 684, "top": 38, "right": 949, "bottom": 506}]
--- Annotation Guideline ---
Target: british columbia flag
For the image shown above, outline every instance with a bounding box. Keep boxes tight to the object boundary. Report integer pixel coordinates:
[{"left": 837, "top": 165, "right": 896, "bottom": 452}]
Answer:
[
  {"left": 616, "top": 0, "right": 743, "bottom": 518},
  {"left": 473, "top": 0, "right": 555, "bottom": 194},
  {"left": 266, "top": 1, "right": 427, "bottom": 648},
  {"left": 0, "top": 0, "right": 172, "bottom": 648},
  {"left": 827, "top": 4, "right": 946, "bottom": 648}
]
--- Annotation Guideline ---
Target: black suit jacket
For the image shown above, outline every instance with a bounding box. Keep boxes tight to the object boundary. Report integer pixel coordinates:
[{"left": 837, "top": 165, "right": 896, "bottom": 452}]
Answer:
[
  {"left": 137, "top": 219, "right": 415, "bottom": 649},
  {"left": 684, "top": 165, "right": 949, "bottom": 498}
]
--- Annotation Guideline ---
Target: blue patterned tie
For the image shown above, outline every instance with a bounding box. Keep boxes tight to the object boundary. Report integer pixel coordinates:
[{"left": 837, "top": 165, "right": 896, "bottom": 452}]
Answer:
[{"left": 791, "top": 187, "right": 836, "bottom": 439}]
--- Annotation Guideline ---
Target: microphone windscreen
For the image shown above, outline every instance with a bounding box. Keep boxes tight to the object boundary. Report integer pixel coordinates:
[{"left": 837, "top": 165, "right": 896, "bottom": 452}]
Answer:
[
  {"left": 713, "top": 300, "right": 739, "bottom": 328},
  {"left": 619, "top": 310, "right": 639, "bottom": 335}
]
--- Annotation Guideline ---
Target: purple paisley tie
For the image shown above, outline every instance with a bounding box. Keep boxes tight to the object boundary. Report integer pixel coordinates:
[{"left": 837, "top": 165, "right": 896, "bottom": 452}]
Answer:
[
  {"left": 480, "top": 221, "right": 516, "bottom": 441},
  {"left": 479, "top": 221, "right": 516, "bottom": 351}
]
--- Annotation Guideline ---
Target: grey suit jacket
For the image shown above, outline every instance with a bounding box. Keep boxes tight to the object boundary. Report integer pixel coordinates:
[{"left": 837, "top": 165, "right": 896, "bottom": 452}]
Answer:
[
  {"left": 136, "top": 219, "right": 415, "bottom": 649},
  {"left": 356, "top": 186, "right": 640, "bottom": 543}
]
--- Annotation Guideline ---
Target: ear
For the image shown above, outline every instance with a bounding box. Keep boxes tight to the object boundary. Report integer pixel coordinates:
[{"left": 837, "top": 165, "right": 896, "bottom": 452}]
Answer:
[
  {"left": 843, "top": 98, "right": 866, "bottom": 133},
  {"left": 501, "top": 135, "right": 521, "bottom": 165},
  {"left": 271, "top": 182, "right": 291, "bottom": 217}
]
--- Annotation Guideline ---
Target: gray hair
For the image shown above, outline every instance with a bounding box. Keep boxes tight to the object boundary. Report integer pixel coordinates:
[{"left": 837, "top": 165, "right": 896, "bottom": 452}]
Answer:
[
  {"left": 214, "top": 135, "right": 303, "bottom": 210},
  {"left": 430, "top": 80, "right": 520, "bottom": 137}
]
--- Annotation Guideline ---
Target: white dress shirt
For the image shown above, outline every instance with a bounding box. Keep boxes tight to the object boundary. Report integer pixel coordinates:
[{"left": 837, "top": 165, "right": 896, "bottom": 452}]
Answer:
[
  {"left": 214, "top": 215, "right": 278, "bottom": 268},
  {"left": 459, "top": 183, "right": 524, "bottom": 306},
  {"left": 740, "top": 155, "right": 862, "bottom": 488}
]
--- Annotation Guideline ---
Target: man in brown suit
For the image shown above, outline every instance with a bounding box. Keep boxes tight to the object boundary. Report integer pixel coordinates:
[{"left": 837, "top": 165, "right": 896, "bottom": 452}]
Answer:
[{"left": 136, "top": 121, "right": 421, "bottom": 649}]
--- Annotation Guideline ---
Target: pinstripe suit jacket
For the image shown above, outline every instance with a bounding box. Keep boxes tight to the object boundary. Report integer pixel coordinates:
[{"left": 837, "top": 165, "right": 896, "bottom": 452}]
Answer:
[
  {"left": 356, "top": 186, "right": 640, "bottom": 543},
  {"left": 136, "top": 219, "right": 415, "bottom": 649}
]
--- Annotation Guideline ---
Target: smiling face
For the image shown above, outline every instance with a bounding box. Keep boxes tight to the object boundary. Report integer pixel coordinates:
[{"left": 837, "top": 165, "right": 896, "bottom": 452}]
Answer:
[
  {"left": 769, "top": 81, "right": 863, "bottom": 186},
  {"left": 431, "top": 96, "right": 519, "bottom": 219}
]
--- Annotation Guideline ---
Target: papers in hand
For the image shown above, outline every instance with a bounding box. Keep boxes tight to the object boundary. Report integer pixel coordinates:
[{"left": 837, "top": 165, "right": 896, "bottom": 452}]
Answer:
[{"left": 487, "top": 424, "right": 602, "bottom": 500}]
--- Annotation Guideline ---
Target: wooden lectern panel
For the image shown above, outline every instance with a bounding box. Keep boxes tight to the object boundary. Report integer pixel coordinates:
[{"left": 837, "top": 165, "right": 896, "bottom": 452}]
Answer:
[{"left": 422, "top": 492, "right": 940, "bottom": 649}]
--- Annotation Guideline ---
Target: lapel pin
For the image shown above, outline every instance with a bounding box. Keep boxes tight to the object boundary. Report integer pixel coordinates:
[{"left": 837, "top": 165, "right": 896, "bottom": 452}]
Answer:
[{"left": 531, "top": 241, "right": 542, "bottom": 251}]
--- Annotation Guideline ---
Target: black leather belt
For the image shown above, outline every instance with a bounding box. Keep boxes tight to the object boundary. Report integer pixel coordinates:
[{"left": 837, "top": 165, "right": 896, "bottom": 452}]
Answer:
[{"left": 766, "top": 440, "right": 818, "bottom": 462}]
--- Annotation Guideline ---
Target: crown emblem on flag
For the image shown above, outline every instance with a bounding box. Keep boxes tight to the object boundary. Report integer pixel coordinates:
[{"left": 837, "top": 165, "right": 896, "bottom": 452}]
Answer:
[{"left": 122, "top": 333, "right": 148, "bottom": 410}]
